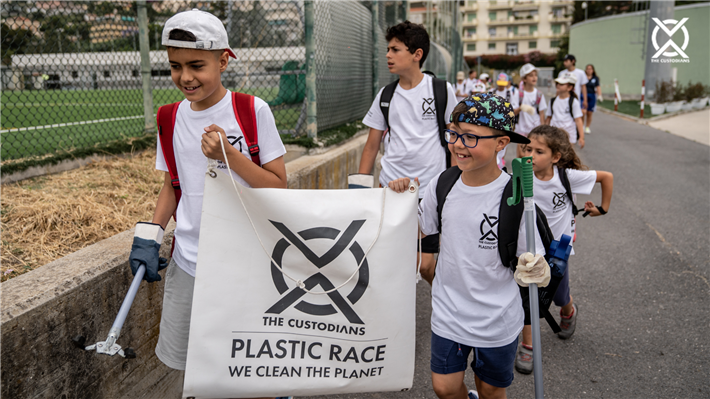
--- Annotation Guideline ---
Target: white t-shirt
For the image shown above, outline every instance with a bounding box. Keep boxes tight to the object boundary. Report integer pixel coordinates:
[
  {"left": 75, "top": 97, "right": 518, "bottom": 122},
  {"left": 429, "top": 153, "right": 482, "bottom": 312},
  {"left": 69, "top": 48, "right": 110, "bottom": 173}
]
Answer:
[
  {"left": 533, "top": 167, "right": 596, "bottom": 255},
  {"left": 549, "top": 96, "right": 583, "bottom": 143},
  {"left": 156, "top": 90, "right": 286, "bottom": 277},
  {"left": 515, "top": 88, "right": 548, "bottom": 136},
  {"left": 455, "top": 81, "right": 468, "bottom": 102},
  {"left": 419, "top": 172, "right": 546, "bottom": 348},
  {"left": 491, "top": 88, "right": 520, "bottom": 110},
  {"left": 558, "top": 68, "right": 588, "bottom": 99},
  {"left": 363, "top": 74, "right": 457, "bottom": 197}
]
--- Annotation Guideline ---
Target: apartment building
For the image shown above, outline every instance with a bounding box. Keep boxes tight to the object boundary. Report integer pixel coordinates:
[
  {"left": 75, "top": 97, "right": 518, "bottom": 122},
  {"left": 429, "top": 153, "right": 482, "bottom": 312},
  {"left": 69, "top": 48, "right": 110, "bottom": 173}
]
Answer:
[{"left": 461, "top": 0, "right": 573, "bottom": 56}]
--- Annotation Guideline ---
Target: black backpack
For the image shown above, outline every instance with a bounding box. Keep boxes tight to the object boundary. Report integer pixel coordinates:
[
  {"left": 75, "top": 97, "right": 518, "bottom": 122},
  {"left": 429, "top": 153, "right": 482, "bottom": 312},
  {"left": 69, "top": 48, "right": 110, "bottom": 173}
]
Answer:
[
  {"left": 558, "top": 167, "right": 580, "bottom": 216},
  {"left": 434, "top": 166, "right": 562, "bottom": 332},
  {"left": 379, "top": 71, "right": 451, "bottom": 167}
]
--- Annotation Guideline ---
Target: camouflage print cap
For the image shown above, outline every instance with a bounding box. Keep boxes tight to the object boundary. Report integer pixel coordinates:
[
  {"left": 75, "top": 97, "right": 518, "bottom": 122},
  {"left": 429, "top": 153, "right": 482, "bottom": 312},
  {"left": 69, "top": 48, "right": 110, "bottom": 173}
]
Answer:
[{"left": 451, "top": 93, "right": 530, "bottom": 144}]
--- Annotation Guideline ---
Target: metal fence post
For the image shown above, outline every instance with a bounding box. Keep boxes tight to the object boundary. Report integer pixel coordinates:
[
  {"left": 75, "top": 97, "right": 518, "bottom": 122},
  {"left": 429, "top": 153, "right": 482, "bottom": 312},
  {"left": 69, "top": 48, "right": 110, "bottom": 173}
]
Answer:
[
  {"left": 305, "top": 0, "right": 317, "bottom": 139},
  {"left": 372, "top": 1, "right": 379, "bottom": 100},
  {"left": 137, "top": 0, "right": 155, "bottom": 133}
]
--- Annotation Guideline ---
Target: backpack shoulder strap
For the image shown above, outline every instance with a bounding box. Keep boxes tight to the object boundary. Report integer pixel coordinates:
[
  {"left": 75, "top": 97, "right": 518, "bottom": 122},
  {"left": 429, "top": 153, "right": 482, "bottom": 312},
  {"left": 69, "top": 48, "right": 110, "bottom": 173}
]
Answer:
[
  {"left": 232, "top": 91, "right": 261, "bottom": 166},
  {"left": 558, "top": 167, "right": 579, "bottom": 216},
  {"left": 430, "top": 75, "right": 451, "bottom": 167},
  {"left": 436, "top": 166, "right": 463, "bottom": 233},
  {"left": 157, "top": 101, "right": 182, "bottom": 211},
  {"left": 568, "top": 96, "right": 575, "bottom": 120},
  {"left": 550, "top": 96, "right": 556, "bottom": 116},
  {"left": 379, "top": 80, "right": 399, "bottom": 134}
]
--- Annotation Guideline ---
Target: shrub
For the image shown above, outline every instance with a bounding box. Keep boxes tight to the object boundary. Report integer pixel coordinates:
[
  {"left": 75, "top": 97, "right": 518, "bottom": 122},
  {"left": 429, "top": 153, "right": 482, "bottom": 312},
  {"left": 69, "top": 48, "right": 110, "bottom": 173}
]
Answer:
[
  {"left": 672, "top": 82, "right": 685, "bottom": 102},
  {"left": 654, "top": 80, "right": 672, "bottom": 103},
  {"left": 684, "top": 82, "right": 705, "bottom": 101}
]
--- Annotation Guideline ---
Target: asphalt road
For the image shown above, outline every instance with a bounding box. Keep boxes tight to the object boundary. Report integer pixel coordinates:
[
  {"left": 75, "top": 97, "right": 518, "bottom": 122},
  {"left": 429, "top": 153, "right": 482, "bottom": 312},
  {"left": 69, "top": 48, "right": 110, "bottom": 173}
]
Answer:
[{"left": 303, "top": 111, "right": 710, "bottom": 399}]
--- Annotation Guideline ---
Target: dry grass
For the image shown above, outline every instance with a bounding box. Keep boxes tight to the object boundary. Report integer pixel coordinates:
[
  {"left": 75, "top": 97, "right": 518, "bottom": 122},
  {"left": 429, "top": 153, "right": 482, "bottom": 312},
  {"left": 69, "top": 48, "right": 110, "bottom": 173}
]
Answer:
[{"left": 1, "top": 151, "right": 163, "bottom": 282}]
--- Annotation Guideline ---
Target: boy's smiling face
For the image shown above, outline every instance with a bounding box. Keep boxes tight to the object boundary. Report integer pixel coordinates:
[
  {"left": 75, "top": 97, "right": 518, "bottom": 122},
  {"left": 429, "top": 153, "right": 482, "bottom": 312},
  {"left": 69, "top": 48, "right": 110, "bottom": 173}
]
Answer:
[
  {"left": 449, "top": 122, "right": 509, "bottom": 173},
  {"left": 168, "top": 47, "right": 229, "bottom": 111}
]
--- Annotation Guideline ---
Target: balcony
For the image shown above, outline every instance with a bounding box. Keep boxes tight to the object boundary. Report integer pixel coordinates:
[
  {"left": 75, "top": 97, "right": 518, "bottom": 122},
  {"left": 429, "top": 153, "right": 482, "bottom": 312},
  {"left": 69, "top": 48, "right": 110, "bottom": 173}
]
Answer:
[
  {"left": 487, "top": 1, "right": 513, "bottom": 10},
  {"left": 462, "top": 33, "right": 479, "bottom": 42},
  {"left": 487, "top": 15, "right": 538, "bottom": 26},
  {"left": 463, "top": 2, "right": 478, "bottom": 11},
  {"left": 462, "top": 19, "right": 478, "bottom": 27},
  {"left": 512, "top": 1, "right": 540, "bottom": 11},
  {"left": 487, "top": 31, "right": 539, "bottom": 41},
  {"left": 548, "top": 15, "right": 572, "bottom": 23}
]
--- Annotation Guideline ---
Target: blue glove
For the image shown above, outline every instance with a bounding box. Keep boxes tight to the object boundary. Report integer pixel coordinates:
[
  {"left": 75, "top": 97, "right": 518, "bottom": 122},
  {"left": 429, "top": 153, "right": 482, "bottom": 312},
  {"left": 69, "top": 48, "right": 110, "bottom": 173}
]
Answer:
[{"left": 129, "top": 222, "right": 168, "bottom": 283}]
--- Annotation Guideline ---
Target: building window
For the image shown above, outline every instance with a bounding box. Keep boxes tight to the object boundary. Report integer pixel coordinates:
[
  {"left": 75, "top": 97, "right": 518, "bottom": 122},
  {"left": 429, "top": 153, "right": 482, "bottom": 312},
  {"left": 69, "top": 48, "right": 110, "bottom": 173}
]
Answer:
[
  {"left": 508, "top": 26, "right": 518, "bottom": 35},
  {"left": 71, "top": 71, "right": 79, "bottom": 79},
  {"left": 489, "top": 11, "right": 497, "bottom": 21},
  {"left": 488, "top": 27, "right": 496, "bottom": 37},
  {"left": 466, "top": 28, "right": 477, "bottom": 37},
  {"left": 103, "top": 71, "right": 111, "bottom": 78},
  {"left": 488, "top": 43, "right": 496, "bottom": 50},
  {"left": 529, "top": 41, "right": 537, "bottom": 49},
  {"left": 551, "top": 40, "right": 560, "bottom": 48},
  {"left": 506, "top": 43, "right": 518, "bottom": 55},
  {"left": 508, "top": 10, "right": 514, "bottom": 18},
  {"left": 551, "top": 24, "right": 561, "bottom": 34},
  {"left": 467, "top": 13, "right": 477, "bottom": 22},
  {"left": 530, "top": 25, "right": 538, "bottom": 34},
  {"left": 467, "top": 43, "right": 476, "bottom": 52},
  {"left": 552, "top": 8, "right": 564, "bottom": 18}
]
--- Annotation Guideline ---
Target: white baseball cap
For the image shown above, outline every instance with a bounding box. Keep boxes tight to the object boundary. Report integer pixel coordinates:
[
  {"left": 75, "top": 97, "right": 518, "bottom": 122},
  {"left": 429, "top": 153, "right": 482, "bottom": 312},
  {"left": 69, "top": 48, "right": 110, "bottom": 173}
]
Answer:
[
  {"left": 471, "top": 81, "right": 487, "bottom": 93},
  {"left": 520, "top": 63, "right": 538, "bottom": 78},
  {"left": 555, "top": 73, "right": 577, "bottom": 85},
  {"left": 480, "top": 73, "right": 489, "bottom": 80},
  {"left": 162, "top": 9, "right": 236, "bottom": 59}
]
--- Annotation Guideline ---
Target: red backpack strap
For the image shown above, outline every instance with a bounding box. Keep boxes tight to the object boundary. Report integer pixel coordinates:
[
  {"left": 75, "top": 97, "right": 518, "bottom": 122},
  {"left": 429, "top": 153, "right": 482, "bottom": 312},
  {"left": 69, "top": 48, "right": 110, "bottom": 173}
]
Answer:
[
  {"left": 156, "top": 102, "right": 182, "bottom": 216},
  {"left": 232, "top": 91, "right": 260, "bottom": 166}
]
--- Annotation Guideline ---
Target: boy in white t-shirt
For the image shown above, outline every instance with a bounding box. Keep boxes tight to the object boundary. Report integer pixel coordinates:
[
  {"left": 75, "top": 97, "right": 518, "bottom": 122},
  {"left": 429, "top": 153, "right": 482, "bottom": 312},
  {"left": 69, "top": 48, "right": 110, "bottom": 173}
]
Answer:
[
  {"left": 127, "top": 10, "right": 289, "bottom": 398},
  {"left": 490, "top": 73, "right": 520, "bottom": 169},
  {"left": 360, "top": 21, "right": 457, "bottom": 285},
  {"left": 455, "top": 71, "right": 468, "bottom": 102},
  {"left": 546, "top": 74, "right": 585, "bottom": 148},
  {"left": 558, "top": 54, "right": 588, "bottom": 110},
  {"left": 515, "top": 63, "right": 547, "bottom": 158},
  {"left": 389, "top": 94, "right": 546, "bottom": 399}
]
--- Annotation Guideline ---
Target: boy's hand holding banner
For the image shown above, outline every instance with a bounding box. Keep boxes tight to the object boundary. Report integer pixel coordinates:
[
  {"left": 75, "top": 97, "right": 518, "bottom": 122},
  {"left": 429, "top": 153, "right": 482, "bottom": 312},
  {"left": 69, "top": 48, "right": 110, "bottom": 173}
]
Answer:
[{"left": 183, "top": 169, "right": 418, "bottom": 398}]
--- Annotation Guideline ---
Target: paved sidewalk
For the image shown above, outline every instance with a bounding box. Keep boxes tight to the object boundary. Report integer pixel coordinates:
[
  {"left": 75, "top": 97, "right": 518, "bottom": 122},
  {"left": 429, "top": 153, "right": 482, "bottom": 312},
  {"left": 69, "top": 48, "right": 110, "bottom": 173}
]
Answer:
[{"left": 648, "top": 108, "right": 710, "bottom": 146}]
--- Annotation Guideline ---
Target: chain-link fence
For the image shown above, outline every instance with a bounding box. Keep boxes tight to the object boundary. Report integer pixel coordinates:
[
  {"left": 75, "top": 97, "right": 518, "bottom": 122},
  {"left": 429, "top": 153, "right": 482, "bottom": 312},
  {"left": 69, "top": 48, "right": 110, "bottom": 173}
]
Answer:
[{"left": 1, "top": 0, "right": 460, "bottom": 166}]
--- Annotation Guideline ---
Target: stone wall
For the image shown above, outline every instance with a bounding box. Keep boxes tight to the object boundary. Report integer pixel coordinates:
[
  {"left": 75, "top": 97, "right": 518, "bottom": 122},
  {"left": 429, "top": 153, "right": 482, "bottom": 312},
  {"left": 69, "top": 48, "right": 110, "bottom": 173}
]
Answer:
[{"left": 0, "top": 132, "right": 380, "bottom": 399}]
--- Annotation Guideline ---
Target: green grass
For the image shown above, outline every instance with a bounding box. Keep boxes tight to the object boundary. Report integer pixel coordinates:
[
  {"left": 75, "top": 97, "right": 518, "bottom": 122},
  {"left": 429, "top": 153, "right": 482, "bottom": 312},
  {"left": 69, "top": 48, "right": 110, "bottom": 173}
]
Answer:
[
  {"left": 1, "top": 86, "right": 300, "bottom": 161},
  {"left": 597, "top": 100, "right": 652, "bottom": 119}
]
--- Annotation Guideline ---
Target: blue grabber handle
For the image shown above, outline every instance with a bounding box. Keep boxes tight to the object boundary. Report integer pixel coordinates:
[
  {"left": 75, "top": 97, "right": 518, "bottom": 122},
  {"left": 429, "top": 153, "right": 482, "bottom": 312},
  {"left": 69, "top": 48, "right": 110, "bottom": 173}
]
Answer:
[{"left": 509, "top": 157, "right": 544, "bottom": 399}]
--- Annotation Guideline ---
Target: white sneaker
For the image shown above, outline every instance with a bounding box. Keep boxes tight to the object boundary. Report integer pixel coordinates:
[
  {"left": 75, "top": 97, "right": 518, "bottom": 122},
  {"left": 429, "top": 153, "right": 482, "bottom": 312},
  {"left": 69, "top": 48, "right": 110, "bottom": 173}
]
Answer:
[
  {"left": 468, "top": 390, "right": 480, "bottom": 399},
  {"left": 584, "top": 126, "right": 591, "bottom": 134}
]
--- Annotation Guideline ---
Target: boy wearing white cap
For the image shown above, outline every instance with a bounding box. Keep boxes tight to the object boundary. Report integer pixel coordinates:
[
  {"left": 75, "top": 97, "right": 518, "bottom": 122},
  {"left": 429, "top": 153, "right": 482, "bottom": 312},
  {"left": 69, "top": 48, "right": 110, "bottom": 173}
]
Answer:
[
  {"left": 455, "top": 71, "right": 468, "bottom": 102},
  {"left": 126, "top": 9, "right": 289, "bottom": 397},
  {"left": 515, "top": 63, "right": 547, "bottom": 158}
]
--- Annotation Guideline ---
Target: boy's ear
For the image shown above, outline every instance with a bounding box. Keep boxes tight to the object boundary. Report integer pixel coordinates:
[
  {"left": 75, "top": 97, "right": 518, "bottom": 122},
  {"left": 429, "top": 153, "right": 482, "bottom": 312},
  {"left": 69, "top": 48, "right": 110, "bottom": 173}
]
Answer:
[
  {"left": 413, "top": 48, "right": 423, "bottom": 63},
  {"left": 219, "top": 51, "right": 229, "bottom": 72},
  {"left": 495, "top": 135, "right": 511, "bottom": 152}
]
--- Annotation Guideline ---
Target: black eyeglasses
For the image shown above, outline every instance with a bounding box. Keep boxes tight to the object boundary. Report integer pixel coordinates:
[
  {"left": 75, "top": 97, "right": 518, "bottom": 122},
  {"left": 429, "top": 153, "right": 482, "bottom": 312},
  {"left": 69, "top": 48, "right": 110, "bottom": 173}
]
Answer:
[{"left": 444, "top": 129, "right": 502, "bottom": 149}]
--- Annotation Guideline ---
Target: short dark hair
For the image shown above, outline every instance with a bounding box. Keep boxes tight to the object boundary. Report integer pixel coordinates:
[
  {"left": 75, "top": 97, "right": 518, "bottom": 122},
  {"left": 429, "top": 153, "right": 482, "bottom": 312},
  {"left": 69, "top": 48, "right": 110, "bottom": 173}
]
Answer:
[{"left": 385, "top": 21, "right": 429, "bottom": 67}]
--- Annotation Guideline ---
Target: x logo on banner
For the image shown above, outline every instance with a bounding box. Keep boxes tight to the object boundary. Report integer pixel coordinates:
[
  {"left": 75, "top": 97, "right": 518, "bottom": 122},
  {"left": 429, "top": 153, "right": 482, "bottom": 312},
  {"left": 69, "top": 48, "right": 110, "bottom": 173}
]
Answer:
[
  {"left": 651, "top": 18, "right": 689, "bottom": 59},
  {"left": 265, "top": 220, "right": 367, "bottom": 324}
]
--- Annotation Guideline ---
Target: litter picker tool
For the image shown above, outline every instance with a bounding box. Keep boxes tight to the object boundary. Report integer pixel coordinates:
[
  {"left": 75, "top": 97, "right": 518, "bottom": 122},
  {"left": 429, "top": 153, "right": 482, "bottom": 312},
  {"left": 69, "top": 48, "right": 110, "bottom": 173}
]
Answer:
[
  {"left": 508, "top": 157, "right": 544, "bottom": 398},
  {"left": 72, "top": 265, "right": 144, "bottom": 358}
]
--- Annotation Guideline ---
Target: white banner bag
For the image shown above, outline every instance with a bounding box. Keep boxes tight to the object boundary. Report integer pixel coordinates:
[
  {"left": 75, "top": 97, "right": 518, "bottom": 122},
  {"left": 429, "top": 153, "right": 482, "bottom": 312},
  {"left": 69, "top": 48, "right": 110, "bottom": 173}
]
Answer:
[{"left": 183, "top": 166, "right": 418, "bottom": 398}]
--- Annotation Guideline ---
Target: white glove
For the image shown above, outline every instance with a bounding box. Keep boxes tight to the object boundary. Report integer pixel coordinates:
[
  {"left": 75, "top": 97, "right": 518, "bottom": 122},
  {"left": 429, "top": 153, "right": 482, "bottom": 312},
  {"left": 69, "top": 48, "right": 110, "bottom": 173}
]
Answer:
[
  {"left": 519, "top": 104, "right": 535, "bottom": 115},
  {"left": 598, "top": 94, "right": 603, "bottom": 102},
  {"left": 514, "top": 252, "right": 551, "bottom": 287}
]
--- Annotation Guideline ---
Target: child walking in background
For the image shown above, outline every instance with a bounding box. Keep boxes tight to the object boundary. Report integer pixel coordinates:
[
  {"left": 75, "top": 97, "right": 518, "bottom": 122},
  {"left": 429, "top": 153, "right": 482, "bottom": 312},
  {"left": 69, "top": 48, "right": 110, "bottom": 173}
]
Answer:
[
  {"left": 490, "top": 73, "right": 520, "bottom": 169},
  {"left": 514, "top": 125, "right": 614, "bottom": 374},
  {"left": 546, "top": 74, "right": 585, "bottom": 149},
  {"left": 514, "top": 63, "right": 547, "bottom": 158}
]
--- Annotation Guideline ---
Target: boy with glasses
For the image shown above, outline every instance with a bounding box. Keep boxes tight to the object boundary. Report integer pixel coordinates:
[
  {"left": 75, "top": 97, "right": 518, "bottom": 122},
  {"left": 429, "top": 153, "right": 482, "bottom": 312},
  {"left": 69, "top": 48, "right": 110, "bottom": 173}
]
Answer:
[{"left": 389, "top": 94, "right": 546, "bottom": 399}]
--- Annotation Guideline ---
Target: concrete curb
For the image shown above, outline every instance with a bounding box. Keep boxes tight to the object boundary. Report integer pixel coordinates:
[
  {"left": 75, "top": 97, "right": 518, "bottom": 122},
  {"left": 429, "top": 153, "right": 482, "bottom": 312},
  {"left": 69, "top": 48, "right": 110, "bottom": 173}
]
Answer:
[{"left": 597, "top": 104, "right": 710, "bottom": 125}]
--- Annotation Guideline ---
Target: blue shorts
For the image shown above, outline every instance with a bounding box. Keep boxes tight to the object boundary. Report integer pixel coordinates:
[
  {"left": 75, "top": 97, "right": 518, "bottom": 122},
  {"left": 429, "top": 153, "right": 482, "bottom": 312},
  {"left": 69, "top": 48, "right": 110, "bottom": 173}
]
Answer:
[
  {"left": 585, "top": 94, "right": 597, "bottom": 112},
  {"left": 553, "top": 265, "right": 571, "bottom": 307},
  {"left": 430, "top": 331, "right": 518, "bottom": 388}
]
